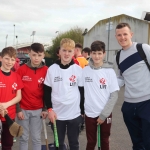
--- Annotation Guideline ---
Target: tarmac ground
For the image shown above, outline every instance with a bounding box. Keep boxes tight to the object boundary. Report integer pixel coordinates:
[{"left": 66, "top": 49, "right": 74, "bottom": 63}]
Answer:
[{"left": 11, "top": 87, "right": 132, "bottom": 150}]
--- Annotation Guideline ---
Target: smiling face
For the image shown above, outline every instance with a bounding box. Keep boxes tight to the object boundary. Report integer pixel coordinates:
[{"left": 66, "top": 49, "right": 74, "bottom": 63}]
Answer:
[
  {"left": 91, "top": 50, "right": 105, "bottom": 66},
  {"left": 1, "top": 54, "right": 16, "bottom": 72},
  {"left": 115, "top": 26, "right": 133, "bottom": 50},
  {"left": 59, "top": 38, "right": 75, "bottom": 65},
  {"left": 59, "top": 47, "right": 74, "bottom": 65}
]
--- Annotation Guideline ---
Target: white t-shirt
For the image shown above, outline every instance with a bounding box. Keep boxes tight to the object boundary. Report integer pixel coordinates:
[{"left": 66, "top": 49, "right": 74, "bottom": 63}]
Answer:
[
  {"left": 44, "top": 63, "right": 83, "bottom": 120},
  {"left": 83, "top": 66, "right": 119, "bottom": 118}
]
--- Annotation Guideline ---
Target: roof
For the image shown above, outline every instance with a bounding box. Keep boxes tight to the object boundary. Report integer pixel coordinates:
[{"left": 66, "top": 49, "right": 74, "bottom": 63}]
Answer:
[{"left": 87, "top": 14, "right": 149, "bottom": 33}]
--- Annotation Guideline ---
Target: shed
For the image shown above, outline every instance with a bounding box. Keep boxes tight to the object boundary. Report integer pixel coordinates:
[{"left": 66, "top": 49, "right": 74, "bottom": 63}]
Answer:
[{"left": 83, "top": 14, "right": 150, "bottom": 63}]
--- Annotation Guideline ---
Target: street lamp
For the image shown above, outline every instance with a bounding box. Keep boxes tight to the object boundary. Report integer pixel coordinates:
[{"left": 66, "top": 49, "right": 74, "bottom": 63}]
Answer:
[
  {"left": 31, "top": 31, "right": 36, "bottom": 43},
  {"left": 13, "top": 24, "right": 15, "bottom": 45},
  {"left": 16, "top": 36, "right": 18, "bottom": 50},
  {"left": 5, "top": 35, "right": 8, "bottom": 47}
]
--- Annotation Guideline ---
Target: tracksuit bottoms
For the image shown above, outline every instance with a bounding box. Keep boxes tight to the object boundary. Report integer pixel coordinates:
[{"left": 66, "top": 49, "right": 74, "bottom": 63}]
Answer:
[
  {"left": 17, "top": 108, "right": 42, "bottom": 150},
  {"left": 85, "top": 114, "right": 112, "bottom": 150},
  {"left": 122, "top": 100, "right": 150, "bottom": 150}
]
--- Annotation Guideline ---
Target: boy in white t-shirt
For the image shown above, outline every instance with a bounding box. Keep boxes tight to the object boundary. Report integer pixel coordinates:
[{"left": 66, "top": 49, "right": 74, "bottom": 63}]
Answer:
[
  {"left": 44, "top": 38, "right": 84, "bottom": 150},
  {"left": 83, "top": 41, "right": 119, "bottom": 150}
]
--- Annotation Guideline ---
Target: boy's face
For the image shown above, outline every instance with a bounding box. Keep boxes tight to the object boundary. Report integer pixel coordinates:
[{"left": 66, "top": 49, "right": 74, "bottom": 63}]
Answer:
[
  {"left": 1, "top": 54, "right": 16, "bottom": 72},
  {"left": 28, "top": 50, "right": 45, "bottom": 67},
  {"left": 82, "top": 51, "right": 89, "bottom": 58},
  {"left": 115, "top": 26, "right": 133, "bottom": 50},
  {"left": 91, "top": 51, "right": 105, "bottom": 65},
  {"left": 59, "top": 47, "right": 74, "bottom": 65}
]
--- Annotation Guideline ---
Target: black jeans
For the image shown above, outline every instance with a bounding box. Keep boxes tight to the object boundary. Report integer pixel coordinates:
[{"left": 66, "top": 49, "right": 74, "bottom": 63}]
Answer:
[
  {"left": 122, "top": 100, "right": 150, "bottom": 150},
  {"left": 1, "top": 121, "right": 13, "bottom": 150},
  {"left": 51, "top": 115, "right": 83, "bottom": 150}
]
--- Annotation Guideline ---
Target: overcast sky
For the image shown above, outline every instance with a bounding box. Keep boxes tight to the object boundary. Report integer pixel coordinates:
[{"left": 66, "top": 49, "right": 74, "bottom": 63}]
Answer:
[{"left": 0, "top": 0, "right": 149, "bottom": 51}]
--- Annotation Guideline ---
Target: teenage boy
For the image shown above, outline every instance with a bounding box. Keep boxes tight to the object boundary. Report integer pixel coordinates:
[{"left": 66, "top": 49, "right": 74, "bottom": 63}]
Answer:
[
  {"left": 0, "top": 52, "right": 2, "bottom": 67},
  {"left": 82, "top": 47, "right": 90, "bottom": 60},
  {"left": 83, "top": 41, "right": 119, "bottom": 150},
  {"left": 0, "top": 47, "right": 23, "bottom": 150},
  {"left": 17, "top": 43, "right": 48, "bottom": 150},
  {"left": 115, "top": 23, "right": 150, "bottom": 150},
  {"left": 74, "top": 43, "right": 88, "bottom": 68},
  {"left": 44, "top": 38, "right": 84, "bottom": 150}
]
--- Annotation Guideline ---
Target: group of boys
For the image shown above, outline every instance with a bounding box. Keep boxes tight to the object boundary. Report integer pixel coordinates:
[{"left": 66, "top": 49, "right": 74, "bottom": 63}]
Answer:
[{"left": 0, "top": 22, "right": 150, "bottom": 150}]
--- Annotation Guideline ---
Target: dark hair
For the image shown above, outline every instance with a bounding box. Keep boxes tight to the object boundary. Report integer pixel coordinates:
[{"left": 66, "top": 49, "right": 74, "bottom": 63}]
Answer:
[
  {"left": 116, "top": 23, "right": 131, "bottom": 30},
  {"left": 30, "top": 43, "right": 44, "bottom": 53},
  {"left": 1, "top": 47, "right": 17, "bottom": 58},
  {"left": 75, "top": 43, "right": 83, "bottom": 49},
  {"left": 56, "top": 46, "right": 60, "bottom": 55},
  {"left": 0, "top": 52, "right": 1, "bottom": 56},
  {"left": 82, "top": 47, "right": 91, "bottom": 55},
  {"left": 91, "top": 41, "right": 105, "bottom": 53}
]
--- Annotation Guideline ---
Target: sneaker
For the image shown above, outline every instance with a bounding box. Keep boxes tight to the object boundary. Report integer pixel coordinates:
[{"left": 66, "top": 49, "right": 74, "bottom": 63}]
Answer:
[
  {"left": 13, "top": 137, "right": 16, "bottom": 143},
  {"left": 48, "top": 122, "right": 51, "bottom": 127}
]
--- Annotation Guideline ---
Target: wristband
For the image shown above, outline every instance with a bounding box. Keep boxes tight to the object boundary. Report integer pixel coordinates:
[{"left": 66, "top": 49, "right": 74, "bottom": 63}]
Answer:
[{"left": 48, "top": 108, "right": 53, "bottom": 112}]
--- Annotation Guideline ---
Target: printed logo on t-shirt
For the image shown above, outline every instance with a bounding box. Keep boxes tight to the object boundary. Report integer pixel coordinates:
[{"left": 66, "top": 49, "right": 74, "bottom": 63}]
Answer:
[
  {"left": 54, "top": 76, "right": 62, "bottom": 82},
  {"left": 22, "top": 76, "right": 32, "bottom": 81},
  {"left": 38, "top": 77, "right": 44, "bottom": 88},
  {"left": 85, "top": 77, "right": 93, "bottom": 82},
  {"left": 0, "top": 82, "right": 6, "bottom": 88},
  {"left": 12, "top": 82, "right": 17, "bottom": 94},
  {"left": 69, "top": 75, "right": 76, "bottom": 86},
  {"left": 100, "top": 78, "right": 107, "bottom": 89}
]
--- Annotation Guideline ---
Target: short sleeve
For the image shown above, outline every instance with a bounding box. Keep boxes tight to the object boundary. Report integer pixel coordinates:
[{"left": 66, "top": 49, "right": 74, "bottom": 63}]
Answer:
[
  {"left": 16, "top": 73, "right": 24, "bottom": 90},
  {"left": 44, "top": 67, "right": 52, "bottom": 87},
  {"left": 77, "top": 67, "right": 83, "bottom": 87}
]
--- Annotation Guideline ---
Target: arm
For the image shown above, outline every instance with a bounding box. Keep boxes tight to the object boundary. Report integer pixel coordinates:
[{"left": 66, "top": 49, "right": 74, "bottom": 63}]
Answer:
[
  {"left": 99, "top": 91, "right": 118, "bottom": 121},
  {"left": 44, "top": 84, "right": 52, "bottom": 109},
  {"left": 0, "top": 90, "right": 22, "bottom": 109},
  {"left": 78, "top": 86, "right": 84, "bottom": 115},
  {"left": 113, "top": 56, "right": 125, "bottom": 87},
  {"left": 44, "top": 84, "right": 57, "bottom": 123}
]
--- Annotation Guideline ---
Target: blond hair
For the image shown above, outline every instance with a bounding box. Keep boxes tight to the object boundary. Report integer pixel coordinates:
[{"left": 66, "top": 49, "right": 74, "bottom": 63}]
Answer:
[{"left": 60, "top": 38, "right": 75, "bottom": 50}]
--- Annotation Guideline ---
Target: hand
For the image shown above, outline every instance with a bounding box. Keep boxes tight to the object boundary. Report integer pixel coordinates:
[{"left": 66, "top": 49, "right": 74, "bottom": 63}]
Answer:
[
  {"left": 48, "top": 110, "right": 57, "bottom": 124},
  {"left": 41, "top": 111, "right": 48, "bottom": 119},
  {"left": 0, "top": 110, "right": 7, "bottom": 117},
  {"left": 81, "top": 114, "right": 85, "bottom": 117},
  {"left": 17, "top": 111, "right": 25, "bottom": 120},
  {"left": 0, "top": 102, "right": 9, "bottom": 109},
  {"left": 97, "top": 117, "right": 104, "bottom": 125},
  {"left": 0, "top": 105, "right": 7, "bottom": 117}
]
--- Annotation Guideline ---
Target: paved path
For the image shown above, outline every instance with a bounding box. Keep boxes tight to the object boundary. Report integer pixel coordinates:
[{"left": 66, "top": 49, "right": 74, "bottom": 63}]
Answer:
[{"left": 12, "top": 87, "right": 132, "bottom": 150}]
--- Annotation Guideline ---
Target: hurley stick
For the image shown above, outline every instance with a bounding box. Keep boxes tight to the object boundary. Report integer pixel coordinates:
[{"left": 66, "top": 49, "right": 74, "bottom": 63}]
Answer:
[
  {"left": 42, "top": 119, "right": 49, "bottom": 150},
  {"left": 54, "top": 120, "right": 59, "bottom": 149},
  {"left": 98, "top": 124, "right": 101, "bottom": 150}
]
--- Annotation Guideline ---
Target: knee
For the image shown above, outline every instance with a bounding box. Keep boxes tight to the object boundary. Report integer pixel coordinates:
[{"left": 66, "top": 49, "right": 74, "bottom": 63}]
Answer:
[{"left": 20, "top": 134, "right": 29, "bottom": 143}]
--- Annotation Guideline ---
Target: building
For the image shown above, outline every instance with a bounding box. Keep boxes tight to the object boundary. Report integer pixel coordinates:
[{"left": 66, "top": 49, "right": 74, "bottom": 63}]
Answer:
[{"left": 83, "top": 14, "right": 150, "bottom": 63}]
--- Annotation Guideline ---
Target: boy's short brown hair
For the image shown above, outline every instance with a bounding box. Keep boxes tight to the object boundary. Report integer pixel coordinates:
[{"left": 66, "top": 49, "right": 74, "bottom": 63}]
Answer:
[
  {"left": 30, "top": 43, "right": 44, "bottom": 53},
  {"left": 1, "top": 47, "right": 17, "bottom": 58},
  {"left": 75, "top": 43, "right": 83, "bottom": 49},
  {"left": 91, "top": 41, "right": 105, "bottom": 53},
  {"left": 60, "top": 38, "right": 75, "bottom": 50},
  {"left": 116, "top": 22, "right": 131, "bottom": 30}
]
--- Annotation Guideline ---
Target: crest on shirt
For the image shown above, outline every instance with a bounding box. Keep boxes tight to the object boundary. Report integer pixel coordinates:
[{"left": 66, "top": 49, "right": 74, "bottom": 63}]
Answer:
[
  {"left": 69, "top": 75, "right": 76, "bottom": 86},
  {"left": 12, "top": 82, "right": 18, "bottom": 94},
  {"left": 100, "top": 78, "right": 107, "bottom": 89},
  {"left": 38, "top": 77, "right": 44, "bottom": 88}
]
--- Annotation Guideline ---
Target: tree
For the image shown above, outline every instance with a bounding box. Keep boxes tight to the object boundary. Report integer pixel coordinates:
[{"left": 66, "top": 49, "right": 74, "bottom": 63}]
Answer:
[{"left": 48, "top": 27, "right": 84, "bottom": 60}]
